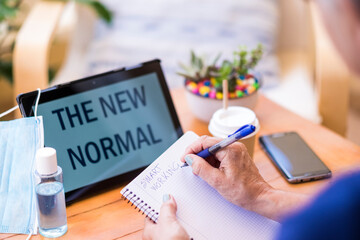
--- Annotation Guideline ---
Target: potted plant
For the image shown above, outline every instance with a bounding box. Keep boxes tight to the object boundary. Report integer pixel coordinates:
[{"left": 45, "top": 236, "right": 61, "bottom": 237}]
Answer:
[
  {"left": 177, "top": 44, "right": 263, "bottom": 122},
  {"left": 0, "top": 0, "right": 113, "bottom": 119}
]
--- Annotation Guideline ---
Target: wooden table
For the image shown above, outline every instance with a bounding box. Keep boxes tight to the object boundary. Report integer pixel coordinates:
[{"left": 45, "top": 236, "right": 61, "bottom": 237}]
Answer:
[{"left": 2, "top": 88, "right": 360, "bottom": 240}]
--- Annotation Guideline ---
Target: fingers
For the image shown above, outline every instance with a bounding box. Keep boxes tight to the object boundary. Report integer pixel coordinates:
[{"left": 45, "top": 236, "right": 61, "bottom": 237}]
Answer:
[
  {"left": 181, "top": 136, "right": 222, "bottom": 163},
  {"left": 144, "top": 195, "right": 189, "bottom": 240},
  {"left": 143, "top": 217, "right": 156, "bottom": 240},
  {"left": 186, "top": 154, "right": 225, "bottom": 189},
  {"left": 158, "top": 194, "right": 178, "bottom": 222},
  {"left": 214, "top": 141, "right": 248, "bottom": 162}
]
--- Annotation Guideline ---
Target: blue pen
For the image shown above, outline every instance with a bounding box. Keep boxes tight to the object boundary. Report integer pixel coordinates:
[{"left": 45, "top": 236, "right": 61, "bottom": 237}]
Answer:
[{"left": 181, "top": 124, "right": 256, "bottom": 167}]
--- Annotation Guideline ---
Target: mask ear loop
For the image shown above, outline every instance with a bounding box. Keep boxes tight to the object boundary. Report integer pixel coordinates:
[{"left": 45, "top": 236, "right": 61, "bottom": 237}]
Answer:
[
  {"left": 34, "top": 88, "right": 41, "bottom": 119},
  {"left": 0, "top": 105, "right": 19, "bottom": 119},
  {"left": 0, "top": 88, "right": 41, "bottom": 119},
  {"left": 25, "top": 229, "right": 33, "bottom": 240}
]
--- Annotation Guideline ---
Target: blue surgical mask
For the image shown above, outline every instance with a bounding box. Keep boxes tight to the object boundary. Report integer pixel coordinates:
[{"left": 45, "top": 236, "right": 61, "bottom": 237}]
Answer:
[
  {"left": 0, "top": 89, "right": 44, "bottom": 235},
  {"left": 0, "top": 116, "right": 44, "bottom": 234}
]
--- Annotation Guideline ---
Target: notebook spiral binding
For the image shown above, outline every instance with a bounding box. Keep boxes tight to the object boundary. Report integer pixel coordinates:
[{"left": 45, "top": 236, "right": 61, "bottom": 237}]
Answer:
[{"left": 122, "top": 188, "right": 159, "bottom": 222}]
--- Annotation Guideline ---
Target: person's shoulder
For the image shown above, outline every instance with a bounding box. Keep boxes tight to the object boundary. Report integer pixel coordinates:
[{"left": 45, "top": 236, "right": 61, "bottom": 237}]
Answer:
[
  {"left": 332, "top": 170, "right": 360, "bottom": 185},
  {"left": 324, "top": 171, "right": 360, "bottom": 200},
  {"left": 277, "top": 170, "right": 360, "bottom": 240}
]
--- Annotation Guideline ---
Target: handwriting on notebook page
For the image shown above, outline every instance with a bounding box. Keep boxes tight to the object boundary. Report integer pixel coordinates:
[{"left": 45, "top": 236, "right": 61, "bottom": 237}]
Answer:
[
  {"left": 140, "top": 161, "right": 180, "bottom": 191},
  {"left": 122, "top": 132, "right": 279, "bottom": 240}
]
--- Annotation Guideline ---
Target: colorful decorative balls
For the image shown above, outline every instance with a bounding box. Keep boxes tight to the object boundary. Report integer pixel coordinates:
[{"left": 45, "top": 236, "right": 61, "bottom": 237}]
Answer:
[
  {"left": 188, "top": 82, "right": 197, "bottom": 90},
  {"left": 199, "top": 86, "right": 210, "bottom": 96},
  {"left": 204, "top": 80, "right": 211, "bottom": 86},
  {"left": 236, "top": 90, "right": 244, "bottom": 97},
  {"left": 209, "top": 90, "right": 216, "bottom": 99},
  {"left": 185, "top": 74, "right": 260, "bottom": 99}
]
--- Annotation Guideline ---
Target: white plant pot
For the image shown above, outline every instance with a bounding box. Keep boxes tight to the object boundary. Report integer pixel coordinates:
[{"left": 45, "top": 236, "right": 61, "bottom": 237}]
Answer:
[{"left": 185, "top": 89, "right": 259, "bottom": 123}]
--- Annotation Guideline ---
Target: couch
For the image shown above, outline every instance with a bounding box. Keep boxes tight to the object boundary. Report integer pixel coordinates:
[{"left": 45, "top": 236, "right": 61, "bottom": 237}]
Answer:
[{"left": 0, "top": 0, "right": 353, "bottom": 138}]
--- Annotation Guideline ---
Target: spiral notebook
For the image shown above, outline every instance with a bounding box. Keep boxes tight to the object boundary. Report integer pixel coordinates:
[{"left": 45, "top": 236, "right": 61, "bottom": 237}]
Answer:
[{"left": 120, "top": 131, "right": 280, "bottom": 240}]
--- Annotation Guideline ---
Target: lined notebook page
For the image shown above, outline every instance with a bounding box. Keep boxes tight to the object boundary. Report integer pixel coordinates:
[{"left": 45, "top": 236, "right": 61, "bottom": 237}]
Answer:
[{"left": 121, "top": 131, "right": 279, "bottom": 240}]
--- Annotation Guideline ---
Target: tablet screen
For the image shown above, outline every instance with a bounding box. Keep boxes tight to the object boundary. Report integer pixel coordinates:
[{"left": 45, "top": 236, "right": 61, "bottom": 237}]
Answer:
[{"left": 18, "top": 60, "right": 182, "bottom": 200}]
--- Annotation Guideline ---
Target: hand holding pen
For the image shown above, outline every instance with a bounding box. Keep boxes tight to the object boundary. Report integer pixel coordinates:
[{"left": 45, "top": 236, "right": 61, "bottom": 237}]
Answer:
[
  {"left": 180, "top": 125, "right": 270, "bottom": 210},
  {"left": 181, "top": 124, "right": 256, "bottom": 167}
]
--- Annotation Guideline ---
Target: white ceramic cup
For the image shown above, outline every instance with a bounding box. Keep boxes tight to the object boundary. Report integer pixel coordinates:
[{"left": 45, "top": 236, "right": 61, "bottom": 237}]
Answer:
[{"left": 208, "top": 106, "right": 260, "bottom": 158}]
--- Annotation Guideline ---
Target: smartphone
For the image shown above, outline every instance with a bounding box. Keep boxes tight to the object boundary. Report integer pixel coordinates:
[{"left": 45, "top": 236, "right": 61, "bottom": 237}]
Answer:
[{"left": 259, "top": 132, "right": 331, "bottom": 183}]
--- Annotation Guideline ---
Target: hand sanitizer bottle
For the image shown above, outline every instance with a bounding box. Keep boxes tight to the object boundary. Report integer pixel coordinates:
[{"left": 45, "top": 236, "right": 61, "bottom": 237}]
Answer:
[{"left": 34, "top": 147, "right": 68, "bottom": 238}]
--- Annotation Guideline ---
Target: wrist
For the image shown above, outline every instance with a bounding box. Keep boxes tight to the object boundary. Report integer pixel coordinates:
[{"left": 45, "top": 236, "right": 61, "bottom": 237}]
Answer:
[
  {"left": 248, "top": 182, "right": 274, "bottom": 210},
  {"left": 246, "top": 186, "right": 283, "bottom": 220},
  {"left": 247, "top": 186, "right": 309, "bottom": 221},
  {"left": 240, "top": 181, "right": 273, "bottom": 211}
]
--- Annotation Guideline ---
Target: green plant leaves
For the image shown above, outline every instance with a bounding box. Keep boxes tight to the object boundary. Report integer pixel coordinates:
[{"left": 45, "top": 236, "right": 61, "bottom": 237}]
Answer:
[
  {"left": 0, "top": 0, "right": 20, "bottom": 22},
  {"left": 213, "top": 60, "right": 234, "bottom": 90},
  {"left": 178, "top": 44, "right": 264, "bottom": 91},
  {"left": 218, "top": 60, "right": 232, "bottom": 78},
  {"left": 177, "top": 50, "right": 211, "bottom": 82},
  {"left": 233, "top": 44, "right": 263, "bottom": 75}
]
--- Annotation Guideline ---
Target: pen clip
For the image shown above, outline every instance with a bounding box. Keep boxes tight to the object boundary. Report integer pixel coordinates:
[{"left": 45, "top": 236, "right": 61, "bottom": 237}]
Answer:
[{"left": 227, "top": 124, "right": 250, "bottom": 137}]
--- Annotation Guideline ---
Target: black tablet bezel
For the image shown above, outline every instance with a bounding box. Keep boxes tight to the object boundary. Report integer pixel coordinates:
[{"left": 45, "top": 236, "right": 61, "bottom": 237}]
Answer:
[{"left": 17, "top": 59, "right": 183, "bottom": 204}]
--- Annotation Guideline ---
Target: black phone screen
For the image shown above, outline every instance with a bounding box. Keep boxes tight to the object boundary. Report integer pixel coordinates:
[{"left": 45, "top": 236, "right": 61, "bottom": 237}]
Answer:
[{"left": 259, "top": 132, "right": 331, "bottom": 181}]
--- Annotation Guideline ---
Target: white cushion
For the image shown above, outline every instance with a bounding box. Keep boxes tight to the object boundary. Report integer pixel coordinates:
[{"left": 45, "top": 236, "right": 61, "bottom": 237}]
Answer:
[{"left": 81, "top": 0, "right": 280, "bottom": 89}]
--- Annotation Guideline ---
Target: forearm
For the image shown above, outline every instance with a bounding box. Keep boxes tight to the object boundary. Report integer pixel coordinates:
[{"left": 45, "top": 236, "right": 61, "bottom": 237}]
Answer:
[{"left": 247, "top": 187, "right": 310, "bottom": 222}]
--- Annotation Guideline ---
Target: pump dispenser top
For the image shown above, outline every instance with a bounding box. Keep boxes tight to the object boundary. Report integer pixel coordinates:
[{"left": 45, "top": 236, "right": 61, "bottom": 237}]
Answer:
[{"left": 36, "top": 147, "right": 58, "bottom": 175}]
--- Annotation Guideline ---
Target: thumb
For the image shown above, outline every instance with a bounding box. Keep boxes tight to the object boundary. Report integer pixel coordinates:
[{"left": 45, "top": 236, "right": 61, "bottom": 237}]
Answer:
[
  {"left": 185, "top": 154, "right": 225, "bottom": 189},
  {"left": 143, "top": 217, "right": 156, "bottom": 240},
  {"left": 158, "top": 194, "right": 177, "bottom": 222}
]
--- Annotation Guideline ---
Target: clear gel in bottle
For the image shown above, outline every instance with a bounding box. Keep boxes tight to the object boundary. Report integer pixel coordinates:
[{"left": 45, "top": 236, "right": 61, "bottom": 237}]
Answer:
[{"left": 34, "top": 147, "right": 68, "bottom": 238}]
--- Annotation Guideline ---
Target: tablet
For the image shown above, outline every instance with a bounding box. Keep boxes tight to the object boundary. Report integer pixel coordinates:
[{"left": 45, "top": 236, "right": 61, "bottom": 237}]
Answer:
[{"left": 17, "top": 59, "right": 183, "bottom": 203}]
